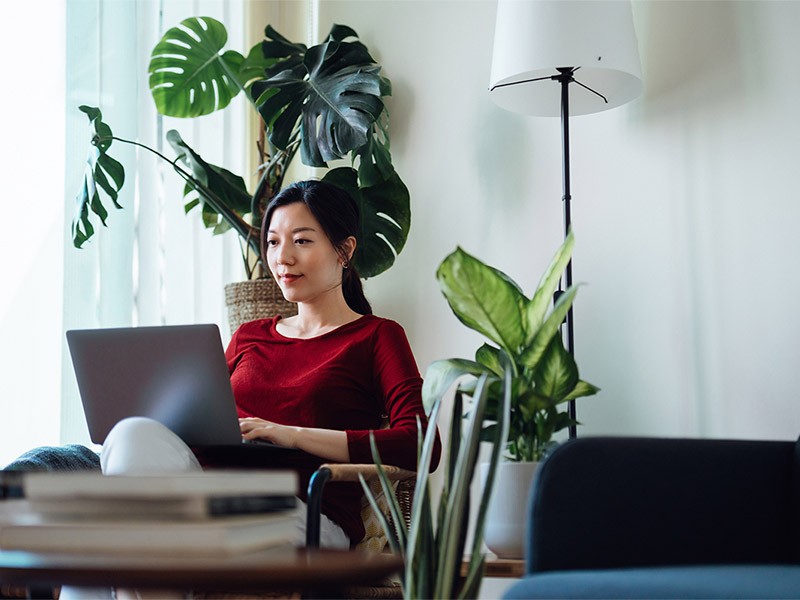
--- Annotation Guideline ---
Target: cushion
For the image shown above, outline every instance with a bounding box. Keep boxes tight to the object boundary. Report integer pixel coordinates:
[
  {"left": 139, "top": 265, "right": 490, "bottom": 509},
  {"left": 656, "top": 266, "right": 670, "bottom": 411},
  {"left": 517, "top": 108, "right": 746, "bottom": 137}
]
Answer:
[{"left": 504, "top": 565, "right": 800, "bottom": 599}]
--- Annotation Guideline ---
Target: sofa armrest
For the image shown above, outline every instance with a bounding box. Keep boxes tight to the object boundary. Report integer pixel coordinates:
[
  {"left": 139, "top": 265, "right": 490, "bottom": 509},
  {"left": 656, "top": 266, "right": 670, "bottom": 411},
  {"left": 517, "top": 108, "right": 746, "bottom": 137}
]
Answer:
[{"left": 528, "top": 436, "right": 798, "bottom": 573}]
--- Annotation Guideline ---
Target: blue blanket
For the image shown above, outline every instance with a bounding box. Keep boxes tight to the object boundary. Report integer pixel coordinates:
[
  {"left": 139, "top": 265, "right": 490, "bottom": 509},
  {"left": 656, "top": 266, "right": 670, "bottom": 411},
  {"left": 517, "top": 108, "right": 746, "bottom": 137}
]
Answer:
[{"left": 3, "top": 444, "right": 100, "bottom": 472}]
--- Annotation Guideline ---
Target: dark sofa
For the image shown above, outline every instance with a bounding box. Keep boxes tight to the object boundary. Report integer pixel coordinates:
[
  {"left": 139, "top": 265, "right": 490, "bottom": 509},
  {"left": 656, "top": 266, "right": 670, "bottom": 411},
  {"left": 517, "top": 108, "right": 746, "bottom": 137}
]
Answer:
[{"left": 505, "top": 436, "right": 800, "bottom": 599}]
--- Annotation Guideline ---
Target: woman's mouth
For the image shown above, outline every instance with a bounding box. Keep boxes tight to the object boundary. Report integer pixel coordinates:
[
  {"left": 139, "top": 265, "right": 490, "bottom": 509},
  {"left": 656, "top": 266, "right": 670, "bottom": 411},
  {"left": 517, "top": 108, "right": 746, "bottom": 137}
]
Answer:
[{"left": 280, "top": 273, "right": 302, "bottom": 284}]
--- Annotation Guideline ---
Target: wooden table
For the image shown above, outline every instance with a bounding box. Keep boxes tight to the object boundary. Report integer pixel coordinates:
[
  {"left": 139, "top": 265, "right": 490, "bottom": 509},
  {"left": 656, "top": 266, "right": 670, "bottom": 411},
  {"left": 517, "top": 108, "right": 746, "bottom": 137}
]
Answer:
[{"left": 0, "top": 546, "right": 403, "bottom": 595}]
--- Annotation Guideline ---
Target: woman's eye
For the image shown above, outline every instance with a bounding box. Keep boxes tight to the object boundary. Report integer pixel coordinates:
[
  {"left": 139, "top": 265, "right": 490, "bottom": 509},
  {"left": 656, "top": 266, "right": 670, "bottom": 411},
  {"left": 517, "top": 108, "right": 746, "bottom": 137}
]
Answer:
[
  {"left": 266, "top": 239, "right": 278, "bottom": 247},
  {"left": 295, "top": 238, "right": 311, "bottom": 245}
]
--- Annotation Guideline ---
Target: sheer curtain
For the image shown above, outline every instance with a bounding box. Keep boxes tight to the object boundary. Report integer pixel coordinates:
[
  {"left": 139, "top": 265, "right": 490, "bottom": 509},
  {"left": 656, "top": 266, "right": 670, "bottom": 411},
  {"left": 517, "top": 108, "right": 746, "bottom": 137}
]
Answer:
[
  {"left": 0, "top": 0, "right": 66, "bottom": 466},
  {"left": 61, "top": 0, "right": 248, "bottom": 448}
]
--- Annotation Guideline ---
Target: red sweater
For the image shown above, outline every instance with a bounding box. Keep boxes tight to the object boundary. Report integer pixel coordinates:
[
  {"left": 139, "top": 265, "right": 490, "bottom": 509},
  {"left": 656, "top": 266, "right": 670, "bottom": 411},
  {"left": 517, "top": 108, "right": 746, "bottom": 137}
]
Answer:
[{"left": 225, "top": 315, "right": 441, "bottom": 544}]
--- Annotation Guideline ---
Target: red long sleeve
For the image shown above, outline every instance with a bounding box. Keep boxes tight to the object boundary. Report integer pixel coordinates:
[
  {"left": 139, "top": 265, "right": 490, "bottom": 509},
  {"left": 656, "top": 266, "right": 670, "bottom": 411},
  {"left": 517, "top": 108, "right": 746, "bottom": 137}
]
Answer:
[{"left": 225, "top": 315, "right": 441, "bottom": 543}]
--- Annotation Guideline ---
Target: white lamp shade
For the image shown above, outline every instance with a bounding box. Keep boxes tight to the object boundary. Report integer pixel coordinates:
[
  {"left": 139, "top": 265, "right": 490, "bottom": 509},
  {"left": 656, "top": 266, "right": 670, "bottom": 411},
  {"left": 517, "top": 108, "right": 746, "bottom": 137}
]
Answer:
[{"left": 489, "top": 0, "right": 643, "bottom": 116}]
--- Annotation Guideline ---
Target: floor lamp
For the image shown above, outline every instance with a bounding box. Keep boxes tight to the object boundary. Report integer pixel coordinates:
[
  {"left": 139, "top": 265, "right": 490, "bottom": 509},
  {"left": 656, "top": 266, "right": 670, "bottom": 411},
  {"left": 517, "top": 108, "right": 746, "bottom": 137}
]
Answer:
[{"left": 489, "top": 0, "right": 643, "bottom": 437}]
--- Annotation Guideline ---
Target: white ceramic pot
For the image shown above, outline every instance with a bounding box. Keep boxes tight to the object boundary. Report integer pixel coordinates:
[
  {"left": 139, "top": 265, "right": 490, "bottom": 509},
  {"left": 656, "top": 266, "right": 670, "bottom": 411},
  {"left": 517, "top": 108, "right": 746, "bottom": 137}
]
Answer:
[{"left": 481, "top": 460, "right": 539, "bottom": 559}]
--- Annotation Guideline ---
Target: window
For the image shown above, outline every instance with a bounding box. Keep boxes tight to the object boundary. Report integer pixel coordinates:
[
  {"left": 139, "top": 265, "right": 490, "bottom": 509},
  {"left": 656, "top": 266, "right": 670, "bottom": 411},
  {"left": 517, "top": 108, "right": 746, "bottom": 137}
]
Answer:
[{"left": 0, "top": 0, "right": 249, "bottom": 466}]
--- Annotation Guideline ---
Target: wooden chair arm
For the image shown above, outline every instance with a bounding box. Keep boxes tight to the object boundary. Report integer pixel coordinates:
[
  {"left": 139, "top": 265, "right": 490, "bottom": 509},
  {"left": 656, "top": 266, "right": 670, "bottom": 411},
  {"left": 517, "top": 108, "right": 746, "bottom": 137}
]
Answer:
[
  {"left": 306, "top": 464, "right": 417, "bottom": 549},
  {"left": 318, "top": 463, "right": 416, "bottom": 483}
]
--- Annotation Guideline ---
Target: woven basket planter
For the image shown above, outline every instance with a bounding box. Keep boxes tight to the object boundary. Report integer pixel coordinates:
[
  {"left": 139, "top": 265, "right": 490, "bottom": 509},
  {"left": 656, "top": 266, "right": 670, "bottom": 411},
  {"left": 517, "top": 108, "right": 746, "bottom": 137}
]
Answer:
[{"left": 224, "top": 278, "right": 297, "bottom": 334}]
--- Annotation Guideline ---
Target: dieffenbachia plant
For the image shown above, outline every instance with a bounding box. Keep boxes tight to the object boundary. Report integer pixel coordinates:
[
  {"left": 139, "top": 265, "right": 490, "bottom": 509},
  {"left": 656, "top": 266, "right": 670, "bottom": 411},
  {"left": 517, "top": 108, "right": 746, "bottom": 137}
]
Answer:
[{"left": 423, "top": 230, "right": 600, "bottom": 462}]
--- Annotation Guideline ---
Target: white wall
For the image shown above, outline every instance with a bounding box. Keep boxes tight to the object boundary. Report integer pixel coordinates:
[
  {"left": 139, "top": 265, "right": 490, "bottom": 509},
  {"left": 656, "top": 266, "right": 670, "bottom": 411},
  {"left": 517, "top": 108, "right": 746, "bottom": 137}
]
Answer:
[{"left": 301, "top": 0, "right": 800, "bottom": 443}]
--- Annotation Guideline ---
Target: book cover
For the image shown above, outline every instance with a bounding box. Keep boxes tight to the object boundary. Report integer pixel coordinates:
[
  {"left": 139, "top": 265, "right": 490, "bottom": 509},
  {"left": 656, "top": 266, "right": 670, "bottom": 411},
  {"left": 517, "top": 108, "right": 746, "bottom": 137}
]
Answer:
[
  {"left": 27, "top": 493, "right": 297, "bottom": 521},
  {"left": 0, "top": 510, "right": 300, "bottom": 555},
  {"left": 22, "top": 469, "right": 297, "bottom": 500}
]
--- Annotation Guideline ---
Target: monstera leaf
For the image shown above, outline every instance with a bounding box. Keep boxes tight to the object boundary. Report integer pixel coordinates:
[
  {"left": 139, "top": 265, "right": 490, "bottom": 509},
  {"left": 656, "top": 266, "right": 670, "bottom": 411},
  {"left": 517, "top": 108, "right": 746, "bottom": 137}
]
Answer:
[
  {"left": 165, "top": 131, "right": 255, "bottom": 249},
  {"left": 149, "top": 16, "right": 249, "bottom": 117},
  {"left": 321, "top": 167, "right": 410, "bottom": 278},
  {"left": 72, "top": 106, "right": 125, "bottom": 248},
  {"left": 253, "top": 25, "right": 389, "bottom": 167}
]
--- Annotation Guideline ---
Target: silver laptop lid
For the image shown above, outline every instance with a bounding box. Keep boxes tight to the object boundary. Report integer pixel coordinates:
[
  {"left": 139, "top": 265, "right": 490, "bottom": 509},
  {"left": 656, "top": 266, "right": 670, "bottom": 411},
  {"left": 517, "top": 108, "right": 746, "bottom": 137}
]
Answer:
[{"left": 66, "top": 324, "right": 242, "bottom": 446}]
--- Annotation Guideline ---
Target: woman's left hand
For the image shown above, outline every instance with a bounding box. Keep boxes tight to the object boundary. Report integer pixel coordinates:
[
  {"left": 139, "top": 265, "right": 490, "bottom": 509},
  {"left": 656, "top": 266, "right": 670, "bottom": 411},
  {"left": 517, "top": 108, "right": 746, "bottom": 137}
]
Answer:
[{"left": 239, "top": 417, "right": 300, "bottom": 449}]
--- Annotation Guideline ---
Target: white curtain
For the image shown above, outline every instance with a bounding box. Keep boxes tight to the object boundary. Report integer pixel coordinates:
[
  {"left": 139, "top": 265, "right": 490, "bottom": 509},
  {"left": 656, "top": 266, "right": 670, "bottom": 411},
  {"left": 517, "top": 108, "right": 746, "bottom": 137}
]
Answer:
[
  {"left": 61, "top": 0, "right": 248, "bottom": 448},
  {"left": 0, "top": 0, "right": 66, "bottom": 466}
]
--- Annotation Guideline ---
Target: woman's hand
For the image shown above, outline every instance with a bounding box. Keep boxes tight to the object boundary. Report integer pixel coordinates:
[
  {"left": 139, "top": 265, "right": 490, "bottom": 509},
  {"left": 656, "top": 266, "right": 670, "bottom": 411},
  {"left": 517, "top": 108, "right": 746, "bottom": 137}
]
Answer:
[
  {"left": 239, "top": 418, "right": 351, "bottom": 462},
  {"left": 239, "top": 417, "right": 300, "bottom": 449}
]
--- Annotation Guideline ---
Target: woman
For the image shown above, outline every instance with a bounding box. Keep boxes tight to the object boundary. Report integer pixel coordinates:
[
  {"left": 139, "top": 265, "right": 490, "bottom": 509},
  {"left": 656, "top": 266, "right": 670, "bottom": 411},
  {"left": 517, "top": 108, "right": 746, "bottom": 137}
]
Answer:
[{"left": 101, "top": 179, "right": 440, "bottom": 549}]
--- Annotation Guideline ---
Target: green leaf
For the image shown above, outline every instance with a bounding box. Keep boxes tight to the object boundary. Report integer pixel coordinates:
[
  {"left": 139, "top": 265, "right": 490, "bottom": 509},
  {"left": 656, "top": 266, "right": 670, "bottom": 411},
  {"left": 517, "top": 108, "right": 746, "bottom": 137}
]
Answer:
[
  {"left": 563, "top": 379, "right": 601, "bottom": 402},
  {"left": 435, "top": 374, "right": 491, "bottom": 600},
  {"left": 72, "top": 106, "right": 126, "bottom": 248},
  {"left": 406, "top": 397, "right": 443, "bottom": 598},
  {"left": 355, "top": 114, "right": 395, "bottom": 187},
  {"left": 238, "top": 42, "right": 277, "bottom": 89},
  {"left": 149, "top": 16, "right": 245, "bottom": 118},
  {"left": 524, "top": 229, "right": 575, "bottom": 341},
  {"left": 475, "top": 343, "right": 504, "bottom": 377},
  {"left": 260, "top": 24, "right": 307, "bottom": 80},
  {"left": 320, "top": 167, "right": 411, "bottom": 279},
  {"left": 255, "top": 26, "right": 386, "bottom": 167},
  {"left": 463, "top": 360, "right": 511, "bottom": 596},
  {"left": 165, "top": 131, "right": 254, "bottom": 246},
  {"left": 532, "top": 334, "right": 578, "bottom": 402},
  {"left": 436, "top": 247, "right": 526, "bottom": 355},
  {"left": 520, "top": 284, "right": 578, "bottom": 369},
  {"left": 421, "top": 358, "right": 488, "bottom": 414}
]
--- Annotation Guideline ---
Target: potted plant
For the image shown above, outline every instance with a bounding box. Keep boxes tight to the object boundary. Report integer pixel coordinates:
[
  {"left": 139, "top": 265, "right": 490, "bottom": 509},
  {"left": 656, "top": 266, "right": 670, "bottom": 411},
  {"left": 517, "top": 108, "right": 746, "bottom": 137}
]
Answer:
[
  {"left": 364, "top": 367, "right": 512, "bottom": 599},
  {"left": 72, "top": 17, "right": 410, "bottom": 330},
  {"left": 421, "top": 230, "right": 599, "bottom": 558}
]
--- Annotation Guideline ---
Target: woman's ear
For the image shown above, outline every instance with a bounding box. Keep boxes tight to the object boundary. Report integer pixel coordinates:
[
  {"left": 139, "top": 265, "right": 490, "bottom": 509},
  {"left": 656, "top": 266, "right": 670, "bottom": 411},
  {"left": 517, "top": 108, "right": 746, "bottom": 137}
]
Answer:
[{"left": 341, "top": 236, "right": 357, "bottom": 264}]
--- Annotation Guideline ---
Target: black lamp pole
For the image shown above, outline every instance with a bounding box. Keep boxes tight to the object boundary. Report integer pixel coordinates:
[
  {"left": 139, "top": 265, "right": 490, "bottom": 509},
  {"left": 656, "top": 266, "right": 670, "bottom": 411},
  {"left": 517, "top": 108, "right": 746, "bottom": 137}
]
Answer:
[
  {"left": 492, "top": 67, "right": 608, "bottom": 440},
  {"left": 555, "top": 67, "right": 577, "bottom": 438}
]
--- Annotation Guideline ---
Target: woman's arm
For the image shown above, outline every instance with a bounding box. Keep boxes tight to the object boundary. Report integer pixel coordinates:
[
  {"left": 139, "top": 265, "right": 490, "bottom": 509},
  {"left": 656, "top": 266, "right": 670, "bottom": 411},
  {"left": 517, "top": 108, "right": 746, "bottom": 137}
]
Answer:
[
  {"left": 239, "top": 417, "right": 350, "bottom": 462},
  {"left": 345, "top": 321, "right": 442, "bottom": 471}
]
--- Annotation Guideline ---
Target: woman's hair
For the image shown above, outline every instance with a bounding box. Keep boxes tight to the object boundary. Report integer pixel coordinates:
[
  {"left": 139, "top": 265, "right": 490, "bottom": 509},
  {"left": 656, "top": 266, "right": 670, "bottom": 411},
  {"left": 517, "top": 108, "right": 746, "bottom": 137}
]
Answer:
[{"left": 261, "top": 180, "right": 372, "bottom": 315}]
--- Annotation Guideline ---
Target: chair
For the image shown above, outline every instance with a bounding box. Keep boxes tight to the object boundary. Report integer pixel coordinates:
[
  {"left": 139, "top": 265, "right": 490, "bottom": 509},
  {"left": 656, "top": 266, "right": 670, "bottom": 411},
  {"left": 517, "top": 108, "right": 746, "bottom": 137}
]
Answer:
[
  {"left": 306, "top": 463, "right": 416, "bottom": 599},
  {"left": 505, "top": 436, "right": 800, "bottom": 599}
]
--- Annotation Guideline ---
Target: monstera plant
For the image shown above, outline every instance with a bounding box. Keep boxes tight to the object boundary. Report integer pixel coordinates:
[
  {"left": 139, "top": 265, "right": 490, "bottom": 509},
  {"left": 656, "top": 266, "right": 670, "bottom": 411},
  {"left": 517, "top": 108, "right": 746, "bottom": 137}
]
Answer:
[{"left": 73, "top": 17, "right": 409, "bottom": 280}]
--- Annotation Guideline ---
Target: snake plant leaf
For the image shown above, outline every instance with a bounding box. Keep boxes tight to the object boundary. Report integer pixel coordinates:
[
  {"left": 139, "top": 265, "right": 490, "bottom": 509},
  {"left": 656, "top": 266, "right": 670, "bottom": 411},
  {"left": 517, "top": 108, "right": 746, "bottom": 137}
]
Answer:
[
  {"left": 435, "top": 374, "right": 491, "bottom": 600},
  {"left": 72, "top": 106, "right": 125, "bottom": 248},
  {"left": 255, "top": 28, "right": 386, "bottom": 167},
  {"left": 463, "top": 361, "right": 511, "bottom": 599},
  {"left": 524, "top": 229, "right": 575, "bottom": 342},
  {"left": 406, "top": 398, "right": 443, "bottom": 599},
  {"left": 436, "top": 247, "right": 527, "bottom": 356},
  {"left": 320, "top": 167, "right": 410, "bottom": 278},
  {"left": 165, "top": 131, "right": 255, "bottom": 251},
  {"left": 149, "top": 17, "right": 245, "bottom": 118}
]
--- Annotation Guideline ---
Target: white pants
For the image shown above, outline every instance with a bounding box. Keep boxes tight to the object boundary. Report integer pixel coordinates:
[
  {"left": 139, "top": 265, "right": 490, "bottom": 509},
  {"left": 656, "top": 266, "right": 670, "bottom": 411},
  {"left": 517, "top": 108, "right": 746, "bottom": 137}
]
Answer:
[
  {"left": 59, "top": 417, "right": 349, "bottom": 600},
  {"left": 101, "top": 416, "right": 350, "bottom": 548}
]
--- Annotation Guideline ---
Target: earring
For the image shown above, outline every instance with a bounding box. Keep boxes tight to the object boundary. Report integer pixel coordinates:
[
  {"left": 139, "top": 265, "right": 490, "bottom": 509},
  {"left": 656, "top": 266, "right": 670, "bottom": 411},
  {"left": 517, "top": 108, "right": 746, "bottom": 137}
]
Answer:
[{"left": 342, "top": 261, "right": 349, "bottom": 269}]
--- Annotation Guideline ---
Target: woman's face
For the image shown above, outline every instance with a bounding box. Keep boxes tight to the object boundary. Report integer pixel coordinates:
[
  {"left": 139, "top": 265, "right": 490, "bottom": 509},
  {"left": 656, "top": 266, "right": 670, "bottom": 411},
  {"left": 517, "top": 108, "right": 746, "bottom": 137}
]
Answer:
[{"left": 265, "top": 202, "right": 355, "bottom": 305}]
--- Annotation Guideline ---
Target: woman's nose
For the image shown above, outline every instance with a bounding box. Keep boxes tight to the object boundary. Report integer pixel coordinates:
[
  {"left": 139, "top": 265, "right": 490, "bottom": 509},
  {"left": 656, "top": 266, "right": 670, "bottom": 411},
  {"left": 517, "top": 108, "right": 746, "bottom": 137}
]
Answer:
[{"left": 275, "top": 244, "right": 294, "bottom": 265}]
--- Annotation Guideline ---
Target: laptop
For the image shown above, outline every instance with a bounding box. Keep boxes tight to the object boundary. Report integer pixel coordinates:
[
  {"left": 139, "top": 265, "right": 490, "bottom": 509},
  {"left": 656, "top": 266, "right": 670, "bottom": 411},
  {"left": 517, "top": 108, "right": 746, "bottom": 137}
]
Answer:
[{"left": 66, "top": 324, "right": 282, "bottom": 449}]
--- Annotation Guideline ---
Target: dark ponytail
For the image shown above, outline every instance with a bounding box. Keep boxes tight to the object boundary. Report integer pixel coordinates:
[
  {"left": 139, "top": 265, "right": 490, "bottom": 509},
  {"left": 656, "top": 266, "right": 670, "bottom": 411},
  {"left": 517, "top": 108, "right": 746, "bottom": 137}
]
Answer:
[{"left": 262, "top": 180, "right": 373, "bottom": 315}]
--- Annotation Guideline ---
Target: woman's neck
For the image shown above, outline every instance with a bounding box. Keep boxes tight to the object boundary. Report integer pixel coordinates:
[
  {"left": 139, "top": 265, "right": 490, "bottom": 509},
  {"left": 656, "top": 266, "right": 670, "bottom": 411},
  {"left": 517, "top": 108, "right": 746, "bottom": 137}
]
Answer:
[{"left": 280, "top": 299, "right": 362, "bottom": 339}]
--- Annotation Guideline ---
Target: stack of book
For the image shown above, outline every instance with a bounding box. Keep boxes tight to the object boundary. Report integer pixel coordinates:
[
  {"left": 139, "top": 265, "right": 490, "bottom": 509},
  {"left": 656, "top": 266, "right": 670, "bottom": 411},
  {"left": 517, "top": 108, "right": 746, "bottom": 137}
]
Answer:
[{"left": 0, "top": 470, "right": 299, "bottom": 555}]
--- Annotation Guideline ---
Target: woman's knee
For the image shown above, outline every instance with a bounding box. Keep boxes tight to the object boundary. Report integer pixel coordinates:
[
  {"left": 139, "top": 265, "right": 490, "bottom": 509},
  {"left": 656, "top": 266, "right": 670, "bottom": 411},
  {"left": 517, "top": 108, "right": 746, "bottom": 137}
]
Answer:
[{"left": 101, "top": 417, "right": 200, "bottom": 475}]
